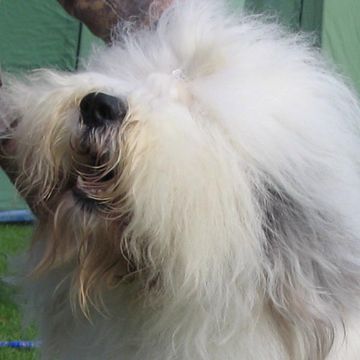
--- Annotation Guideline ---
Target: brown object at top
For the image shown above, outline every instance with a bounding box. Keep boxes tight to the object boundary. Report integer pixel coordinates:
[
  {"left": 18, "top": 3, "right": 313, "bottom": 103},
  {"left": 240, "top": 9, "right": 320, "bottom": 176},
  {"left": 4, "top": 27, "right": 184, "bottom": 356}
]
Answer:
[{"left": 58, "top": 0, "right": 173, "bottom": 43}]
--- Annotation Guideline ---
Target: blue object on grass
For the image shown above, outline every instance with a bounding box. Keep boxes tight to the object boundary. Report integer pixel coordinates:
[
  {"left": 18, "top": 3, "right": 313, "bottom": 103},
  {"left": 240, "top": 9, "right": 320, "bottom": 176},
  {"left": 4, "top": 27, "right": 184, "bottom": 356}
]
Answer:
[
  {"left": 0, "top": 340, "right": 40, "bottom": 349},
  {"left": 0, "top": 210, "right": 35, "bottom": 223}
]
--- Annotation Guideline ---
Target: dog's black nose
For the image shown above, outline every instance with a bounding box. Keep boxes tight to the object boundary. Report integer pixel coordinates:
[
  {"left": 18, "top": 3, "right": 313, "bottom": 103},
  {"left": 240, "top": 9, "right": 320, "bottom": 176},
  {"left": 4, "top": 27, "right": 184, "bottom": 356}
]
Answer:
[{"left": 80, "top": 92, "right": 127, "bottom": 128}]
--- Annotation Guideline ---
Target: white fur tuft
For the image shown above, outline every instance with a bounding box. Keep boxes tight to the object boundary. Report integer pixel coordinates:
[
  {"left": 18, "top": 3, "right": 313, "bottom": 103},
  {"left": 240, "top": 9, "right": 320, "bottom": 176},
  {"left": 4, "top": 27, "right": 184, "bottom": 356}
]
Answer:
[{"left": 3, "top": 1, "right": 360, "bottom": 359}]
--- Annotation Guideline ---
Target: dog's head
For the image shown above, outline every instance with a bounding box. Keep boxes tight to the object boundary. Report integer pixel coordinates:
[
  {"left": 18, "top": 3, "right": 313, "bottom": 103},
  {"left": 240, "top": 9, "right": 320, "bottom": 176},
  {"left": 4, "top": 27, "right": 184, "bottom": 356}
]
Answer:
[
  {"left": 8, "top": 67, "right": 226, "bottom": 305},
  {"left": 6, "top": 2, "right": 262, "bottom": 310},
  {"left": 3, "top": 1, "right": 360, "bottom": 355}
]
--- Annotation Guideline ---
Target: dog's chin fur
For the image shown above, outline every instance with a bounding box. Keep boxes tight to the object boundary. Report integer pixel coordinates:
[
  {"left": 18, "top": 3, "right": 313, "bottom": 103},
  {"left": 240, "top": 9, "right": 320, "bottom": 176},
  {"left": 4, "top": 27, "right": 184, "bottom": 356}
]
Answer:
[{"left": 3, "top": 0, "right": 360, "bottom": 359}]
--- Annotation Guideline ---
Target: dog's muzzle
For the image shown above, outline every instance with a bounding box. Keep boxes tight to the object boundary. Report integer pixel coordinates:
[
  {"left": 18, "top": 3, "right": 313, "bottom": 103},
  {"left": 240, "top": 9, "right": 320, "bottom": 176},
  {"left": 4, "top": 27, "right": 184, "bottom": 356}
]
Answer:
[
  {"left": 80, "top": 92, "right": 127, "bottom": 128},
  {"left": 70, "top": 92, "right": 127, "bottom": 210}
]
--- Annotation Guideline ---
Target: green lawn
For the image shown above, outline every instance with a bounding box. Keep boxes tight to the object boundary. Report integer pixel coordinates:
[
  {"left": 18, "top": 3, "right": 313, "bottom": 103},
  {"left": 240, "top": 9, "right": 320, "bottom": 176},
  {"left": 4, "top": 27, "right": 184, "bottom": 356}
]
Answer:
[{"left": 0, "top": 224, "right": 38, "bottom": 360}]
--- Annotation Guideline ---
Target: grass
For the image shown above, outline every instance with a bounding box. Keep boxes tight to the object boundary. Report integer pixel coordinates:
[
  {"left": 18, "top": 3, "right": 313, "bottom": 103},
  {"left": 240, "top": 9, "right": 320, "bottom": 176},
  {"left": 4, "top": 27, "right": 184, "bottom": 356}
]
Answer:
[{"left": 0, "top": 224, "right": 38, "bottom": 360}]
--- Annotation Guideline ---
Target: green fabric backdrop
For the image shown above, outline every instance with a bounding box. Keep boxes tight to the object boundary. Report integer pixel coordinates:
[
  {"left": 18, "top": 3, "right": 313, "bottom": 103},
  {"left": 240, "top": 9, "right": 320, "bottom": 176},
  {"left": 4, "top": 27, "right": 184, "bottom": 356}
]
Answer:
[
  {"left": 0, "top": 0, "right": 359, "bottom": 212},
  {"left": 0, "top": 0, "right": 98, "bottom": 72}
]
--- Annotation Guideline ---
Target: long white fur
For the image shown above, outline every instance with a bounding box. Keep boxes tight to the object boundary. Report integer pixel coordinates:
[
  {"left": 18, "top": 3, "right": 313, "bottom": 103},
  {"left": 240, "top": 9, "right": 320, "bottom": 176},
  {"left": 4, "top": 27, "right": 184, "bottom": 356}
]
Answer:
[{"left": 3, "top": 0, "right": 360, "bottom": 359}]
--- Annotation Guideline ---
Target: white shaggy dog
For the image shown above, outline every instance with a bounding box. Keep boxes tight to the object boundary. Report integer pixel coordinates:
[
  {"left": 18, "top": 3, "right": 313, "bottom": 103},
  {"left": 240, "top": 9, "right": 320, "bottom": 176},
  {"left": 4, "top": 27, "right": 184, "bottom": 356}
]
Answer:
[{"left": 2, "top": 0, "right": 360, "bottom": 359}]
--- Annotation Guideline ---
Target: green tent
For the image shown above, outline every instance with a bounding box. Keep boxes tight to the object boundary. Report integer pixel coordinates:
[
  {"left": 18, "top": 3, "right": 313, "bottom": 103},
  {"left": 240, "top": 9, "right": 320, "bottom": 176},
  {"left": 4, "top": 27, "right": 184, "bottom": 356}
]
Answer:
[
  {"left": 242, "top": 0, "right": 360, "bottom": 91},
  {"left": 0, "top": 0, "right": 98, "bottom": 72},
  {"left": 0, "top": 0, "right": 359, "bottom": 221}
]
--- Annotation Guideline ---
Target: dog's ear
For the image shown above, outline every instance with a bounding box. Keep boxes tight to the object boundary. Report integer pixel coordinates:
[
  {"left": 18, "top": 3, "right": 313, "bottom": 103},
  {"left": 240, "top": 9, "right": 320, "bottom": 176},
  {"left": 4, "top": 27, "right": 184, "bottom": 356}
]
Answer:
[
  {"left": 58, "top": 0, "right": 173, "bottom": 43},
  {"left": 0, "top": 76, "right": 7, "bottom": 138},
  {"left": 261, "top": 185, "right": 360, "bottom": 356},
  {"left": 0, "top": 78, "right": 18, "bottom": 183}
]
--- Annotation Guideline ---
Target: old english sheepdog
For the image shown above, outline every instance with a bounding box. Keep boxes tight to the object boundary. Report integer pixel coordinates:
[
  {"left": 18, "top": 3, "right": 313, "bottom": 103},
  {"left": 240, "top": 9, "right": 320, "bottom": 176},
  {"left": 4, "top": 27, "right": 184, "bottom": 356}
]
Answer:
[{"left": 2, "top": 0, "right": 360, "bottom": 359}]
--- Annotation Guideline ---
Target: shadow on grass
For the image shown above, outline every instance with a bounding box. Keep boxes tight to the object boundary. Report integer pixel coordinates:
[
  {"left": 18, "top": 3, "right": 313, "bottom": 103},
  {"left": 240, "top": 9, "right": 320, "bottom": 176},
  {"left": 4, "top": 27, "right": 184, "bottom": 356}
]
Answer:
[{"left": 0, "top": 225, "right": 37, "bottom": 360}]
